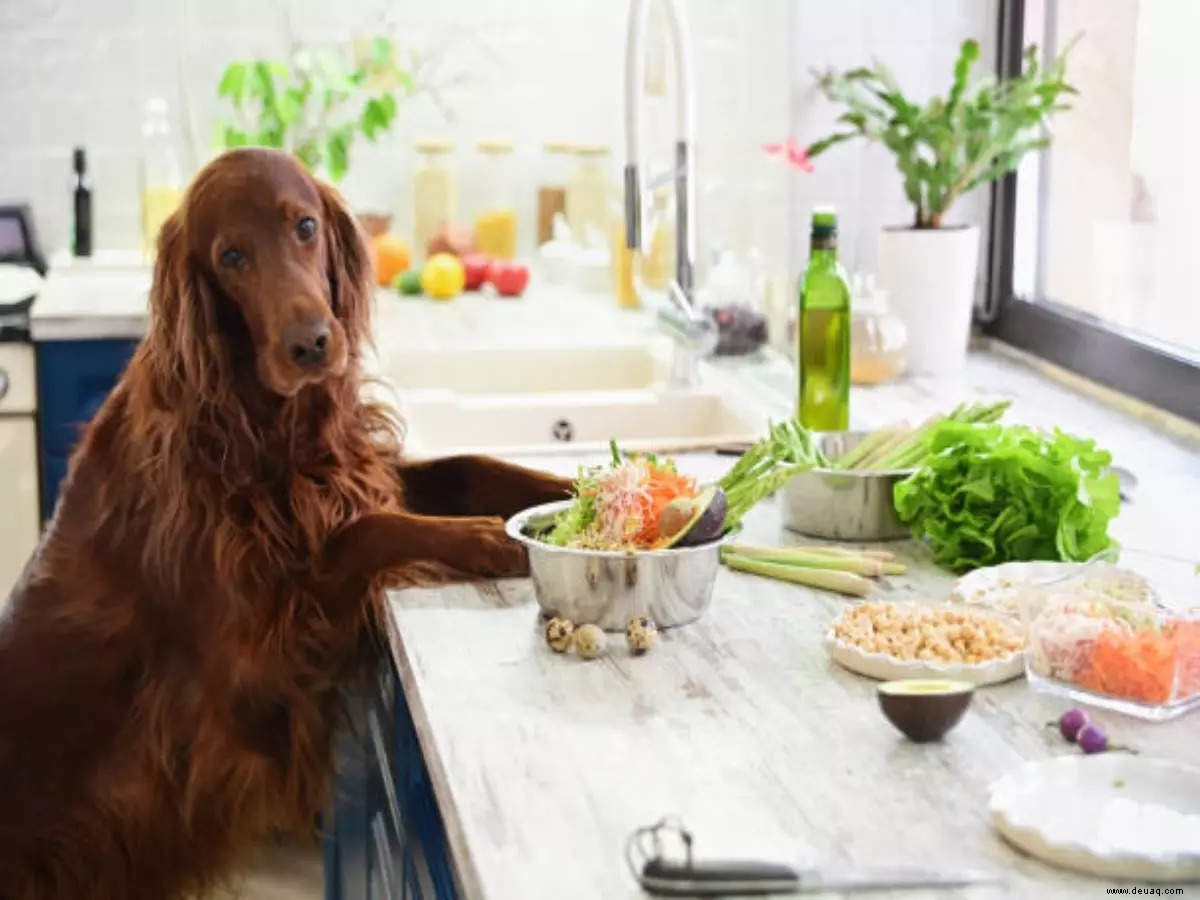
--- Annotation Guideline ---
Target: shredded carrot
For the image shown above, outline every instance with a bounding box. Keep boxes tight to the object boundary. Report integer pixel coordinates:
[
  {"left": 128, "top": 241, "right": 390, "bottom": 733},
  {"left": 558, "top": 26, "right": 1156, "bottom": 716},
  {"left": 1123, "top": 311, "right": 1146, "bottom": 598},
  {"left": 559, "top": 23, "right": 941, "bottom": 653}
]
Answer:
[
  {"left": 1075, "top": 621, "right": 1197, "bottom": 705},
  {"left": 631, "top": 464, "right": 697, "bottom": 546}
]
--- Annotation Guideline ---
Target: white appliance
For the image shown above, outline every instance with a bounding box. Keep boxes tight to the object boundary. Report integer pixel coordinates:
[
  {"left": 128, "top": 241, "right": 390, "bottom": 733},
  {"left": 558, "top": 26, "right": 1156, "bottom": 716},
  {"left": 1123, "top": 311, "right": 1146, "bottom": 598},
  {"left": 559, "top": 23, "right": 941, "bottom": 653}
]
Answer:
[{"left": 0, "top": 338, "right": 38, "bottom": 598}]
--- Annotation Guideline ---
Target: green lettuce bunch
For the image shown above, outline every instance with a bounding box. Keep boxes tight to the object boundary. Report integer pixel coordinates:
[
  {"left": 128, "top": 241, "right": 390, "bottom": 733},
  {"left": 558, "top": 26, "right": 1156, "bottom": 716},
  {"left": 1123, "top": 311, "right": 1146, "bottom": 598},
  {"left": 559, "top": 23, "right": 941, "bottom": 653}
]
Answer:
[{"left": 893, "top": 421, "right": 1120, "bottom": 572}]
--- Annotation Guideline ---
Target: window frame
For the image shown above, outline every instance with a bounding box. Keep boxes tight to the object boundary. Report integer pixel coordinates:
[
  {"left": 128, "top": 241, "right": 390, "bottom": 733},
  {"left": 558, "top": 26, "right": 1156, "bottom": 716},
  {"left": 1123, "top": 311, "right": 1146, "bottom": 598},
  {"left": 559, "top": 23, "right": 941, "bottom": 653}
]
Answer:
[{"left": 981, "top": 0, "right": 1200, "bottom": 423}]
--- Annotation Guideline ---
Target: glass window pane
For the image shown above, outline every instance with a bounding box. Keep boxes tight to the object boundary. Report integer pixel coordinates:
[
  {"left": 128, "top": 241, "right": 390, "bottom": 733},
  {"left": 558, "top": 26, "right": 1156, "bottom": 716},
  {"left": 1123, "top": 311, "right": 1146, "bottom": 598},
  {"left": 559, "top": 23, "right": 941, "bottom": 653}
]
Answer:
[{"left": 1014, "top": 0, "right": 1200, "bottom": 358}]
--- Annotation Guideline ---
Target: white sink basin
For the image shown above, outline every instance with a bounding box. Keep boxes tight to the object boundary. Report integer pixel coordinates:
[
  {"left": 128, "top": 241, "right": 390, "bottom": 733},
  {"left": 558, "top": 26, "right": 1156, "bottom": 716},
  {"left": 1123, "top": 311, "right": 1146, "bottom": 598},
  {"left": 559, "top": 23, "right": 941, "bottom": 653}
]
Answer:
[
  {"left": 400, "top": 389, "right": 758, "bottom": 457},
  {"left": 377, "top": 342, "right": 668, "bottom": 394}
]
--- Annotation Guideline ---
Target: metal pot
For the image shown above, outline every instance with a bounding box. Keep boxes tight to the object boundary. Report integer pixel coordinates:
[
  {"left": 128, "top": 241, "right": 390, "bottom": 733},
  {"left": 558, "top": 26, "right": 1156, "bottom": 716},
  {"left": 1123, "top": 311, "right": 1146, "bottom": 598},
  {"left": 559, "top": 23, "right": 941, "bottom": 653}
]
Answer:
[
  {"left": 506, "top": 501, "right": 724, "bottom": 631},
  {"left": 780, "top": 431, "right": 915, "bottom": 541}
]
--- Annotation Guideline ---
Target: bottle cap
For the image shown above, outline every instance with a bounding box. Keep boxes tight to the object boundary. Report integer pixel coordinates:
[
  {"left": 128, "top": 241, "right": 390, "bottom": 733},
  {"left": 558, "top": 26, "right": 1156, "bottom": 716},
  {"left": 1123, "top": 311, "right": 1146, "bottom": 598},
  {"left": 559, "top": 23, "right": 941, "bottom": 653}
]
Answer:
[
  {"left": 811, "top": 204, "right": 837, "bottom": 237},
  {"left": 414, "top": 138, "right": 454, "bottom": 153},
  {"left": 72, "top": 147, "right": 87, "bottom": 173},
  {"left": 476, "top": 138, "right": 514, "bottom": 154}
]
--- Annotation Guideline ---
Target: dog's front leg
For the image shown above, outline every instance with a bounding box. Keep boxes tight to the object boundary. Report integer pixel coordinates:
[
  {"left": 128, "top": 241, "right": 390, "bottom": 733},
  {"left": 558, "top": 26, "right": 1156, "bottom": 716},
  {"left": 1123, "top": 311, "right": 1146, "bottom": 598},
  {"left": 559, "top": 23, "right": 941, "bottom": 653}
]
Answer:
[
  {"left": 312, "top": 511, "right": 527, "bottom": 615},
  {"left": 397, "top": 455, "right": 571, "bottom": 519}
]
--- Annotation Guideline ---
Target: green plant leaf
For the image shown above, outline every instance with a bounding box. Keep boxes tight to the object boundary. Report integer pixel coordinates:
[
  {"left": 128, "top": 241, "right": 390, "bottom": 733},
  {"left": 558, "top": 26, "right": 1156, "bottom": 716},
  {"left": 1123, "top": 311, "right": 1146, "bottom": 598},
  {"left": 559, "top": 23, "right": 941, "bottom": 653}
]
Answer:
[
  {"left": 278, "top": 87, "right": 304, "bottom": 125},
  {"left": 370, "top": 35, "right": 392, "bottom": 67},
  {"left": 215, "top": 123, "right": 249, "bottom": 149},
  {"left": 218, "top": 62, "right": 248, "bottom": 107},
  {"left": 295, "top": 141, "right": 321, "bottom": 172},
  {"left": 360, "top": 95, "right": 396, "bottom": 140},
  {"left": 326, "top": 129, "right": 351, "bottom": 181}
]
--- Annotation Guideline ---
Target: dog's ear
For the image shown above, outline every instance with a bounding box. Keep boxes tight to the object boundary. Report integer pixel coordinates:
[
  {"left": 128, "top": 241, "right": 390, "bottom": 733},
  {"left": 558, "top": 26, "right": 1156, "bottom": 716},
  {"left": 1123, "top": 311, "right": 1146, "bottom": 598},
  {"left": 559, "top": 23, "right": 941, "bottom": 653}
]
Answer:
[
  {"left": 318, "top": 181, "right": 373, "bottom": 352},
  {"left": 146, "top": 210, "right": 226, "bottom": 401}
]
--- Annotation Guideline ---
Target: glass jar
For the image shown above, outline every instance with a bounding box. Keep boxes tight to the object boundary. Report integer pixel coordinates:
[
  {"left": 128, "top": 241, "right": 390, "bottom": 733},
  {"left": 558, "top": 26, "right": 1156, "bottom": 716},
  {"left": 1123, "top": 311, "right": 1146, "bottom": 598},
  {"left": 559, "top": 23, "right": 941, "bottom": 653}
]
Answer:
[
  {"left": 850, "top": 274, "right": 908, "bottom": 385},
  {"left": 412, "top": 139, "right": 457, "bottom": 261},
  {"left": 473, "top": 139, "right": 517, "bottom": 259},
  {"left": 565, "top": 144, "right": 611, "bottom": 246},
  {"left": 537, "top": 142, "right": 571, "bottom": 246},
  {"left": 139, "top": 97, "right": 183, "bottom": 261}
]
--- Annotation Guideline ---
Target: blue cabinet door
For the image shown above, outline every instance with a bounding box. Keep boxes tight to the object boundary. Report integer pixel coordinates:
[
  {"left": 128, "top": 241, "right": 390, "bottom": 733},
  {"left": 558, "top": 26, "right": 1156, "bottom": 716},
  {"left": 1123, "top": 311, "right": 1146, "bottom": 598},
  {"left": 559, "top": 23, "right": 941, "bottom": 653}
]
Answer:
[
  {"left": 35, "top": 339, "right": 138, "bottom": 520},
  {"left": 327, "top": 657, "right": 459, "bottom": 900}
]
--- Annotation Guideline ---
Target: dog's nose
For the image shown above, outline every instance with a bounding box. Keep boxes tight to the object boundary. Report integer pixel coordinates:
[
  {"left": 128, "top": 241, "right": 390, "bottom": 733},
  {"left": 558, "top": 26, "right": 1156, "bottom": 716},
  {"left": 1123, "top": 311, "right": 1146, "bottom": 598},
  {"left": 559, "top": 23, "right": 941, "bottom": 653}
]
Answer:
[{"left": 284, "top": 320, "right": 332, "bottom": 369}]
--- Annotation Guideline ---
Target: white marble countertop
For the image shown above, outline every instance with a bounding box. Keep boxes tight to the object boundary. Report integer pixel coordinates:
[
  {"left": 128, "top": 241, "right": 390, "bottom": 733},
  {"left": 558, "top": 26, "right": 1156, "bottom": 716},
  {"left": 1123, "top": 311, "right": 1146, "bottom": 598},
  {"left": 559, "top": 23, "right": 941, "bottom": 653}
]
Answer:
[
  {"left": 384, "top": 505, "right": 1196, "bottom": 900},
  {"left": 383, "top": 337, "right": 1200, "bottom": 899}
]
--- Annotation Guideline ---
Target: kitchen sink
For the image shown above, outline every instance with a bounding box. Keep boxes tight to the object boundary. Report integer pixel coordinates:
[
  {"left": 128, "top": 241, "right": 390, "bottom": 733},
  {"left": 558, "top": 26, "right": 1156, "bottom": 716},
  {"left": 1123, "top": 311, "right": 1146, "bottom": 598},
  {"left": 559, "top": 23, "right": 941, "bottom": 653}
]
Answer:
[
  {"left": 399, "top": 388, "right": 758, "bottom": 457},
  {"left": 374, "top": 342, "right": 669, "bottom": 394}
]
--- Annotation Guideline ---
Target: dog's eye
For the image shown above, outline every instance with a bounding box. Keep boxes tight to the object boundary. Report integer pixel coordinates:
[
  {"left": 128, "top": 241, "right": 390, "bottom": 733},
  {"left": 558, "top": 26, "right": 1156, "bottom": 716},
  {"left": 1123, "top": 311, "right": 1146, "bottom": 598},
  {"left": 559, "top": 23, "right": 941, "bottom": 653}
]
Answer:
[
  {"left": 220, "top": 248, "right": 245, "bottom": 270},
  {"left": 297, "top": 217, "right": 317, "bottom": 242}
]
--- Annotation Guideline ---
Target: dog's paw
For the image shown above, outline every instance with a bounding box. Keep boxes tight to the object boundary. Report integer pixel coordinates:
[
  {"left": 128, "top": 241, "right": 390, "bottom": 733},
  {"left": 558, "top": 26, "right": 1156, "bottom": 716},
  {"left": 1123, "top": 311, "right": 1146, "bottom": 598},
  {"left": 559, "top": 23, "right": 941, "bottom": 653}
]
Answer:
[{"left": 462, "top": 517, "right": 529, "bottom": 578}]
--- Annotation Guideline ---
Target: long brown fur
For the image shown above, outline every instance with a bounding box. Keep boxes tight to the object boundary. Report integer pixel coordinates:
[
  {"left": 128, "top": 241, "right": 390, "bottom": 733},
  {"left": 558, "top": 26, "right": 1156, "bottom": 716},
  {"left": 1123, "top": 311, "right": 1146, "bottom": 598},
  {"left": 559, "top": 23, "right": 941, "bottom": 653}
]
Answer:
[{"left": 0, "top": 148, "right": 569, "bottom": 899}]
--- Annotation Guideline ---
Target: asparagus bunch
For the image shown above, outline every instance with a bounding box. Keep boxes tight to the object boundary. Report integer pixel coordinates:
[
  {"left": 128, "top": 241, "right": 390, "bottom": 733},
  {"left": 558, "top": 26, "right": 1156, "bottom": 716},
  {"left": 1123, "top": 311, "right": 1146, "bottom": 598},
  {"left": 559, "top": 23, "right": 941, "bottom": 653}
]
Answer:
[
  {"left": 721, "top": 543, "right": 905, "bottom": 597},
  {"left": 719, "top": 420, "right": 829, "bottom": 530}
]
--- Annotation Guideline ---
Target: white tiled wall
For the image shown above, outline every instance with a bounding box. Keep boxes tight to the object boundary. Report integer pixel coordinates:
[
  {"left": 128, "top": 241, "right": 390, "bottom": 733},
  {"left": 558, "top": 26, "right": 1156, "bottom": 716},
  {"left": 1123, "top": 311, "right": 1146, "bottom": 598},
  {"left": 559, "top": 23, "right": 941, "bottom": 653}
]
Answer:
[{"left": 0, "top": 0, "right": 994, "bottom": 282}]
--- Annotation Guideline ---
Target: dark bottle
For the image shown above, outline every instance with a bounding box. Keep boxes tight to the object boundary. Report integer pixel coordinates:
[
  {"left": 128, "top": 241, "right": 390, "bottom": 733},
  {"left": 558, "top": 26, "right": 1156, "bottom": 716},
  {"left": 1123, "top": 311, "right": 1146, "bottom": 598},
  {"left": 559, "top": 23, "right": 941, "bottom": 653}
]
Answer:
[{"left": 71, "top": 147, "right": 92, "bottom": 257}]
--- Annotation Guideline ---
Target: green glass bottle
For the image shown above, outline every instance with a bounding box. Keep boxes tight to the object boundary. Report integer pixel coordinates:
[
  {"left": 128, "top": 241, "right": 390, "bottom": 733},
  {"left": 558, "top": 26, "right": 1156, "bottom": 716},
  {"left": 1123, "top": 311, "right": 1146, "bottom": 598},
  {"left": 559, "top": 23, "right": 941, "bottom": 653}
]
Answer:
[{"left": 797, "top": 206, "right": 850, "bottom": 430}]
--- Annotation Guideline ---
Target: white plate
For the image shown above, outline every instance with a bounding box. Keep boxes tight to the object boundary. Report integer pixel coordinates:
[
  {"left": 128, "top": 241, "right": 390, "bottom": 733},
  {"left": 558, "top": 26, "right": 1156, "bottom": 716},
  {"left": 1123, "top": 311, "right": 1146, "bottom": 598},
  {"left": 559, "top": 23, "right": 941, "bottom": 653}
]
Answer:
[
  {"left": 989, "top": 755, "right": 1200, "bottom": 881},
  {"left": 823, "top": 631, "right": 1024, "bottom": 686},
  {"left": 951, "top": 561, "right": 1155, "bottom": 619}
]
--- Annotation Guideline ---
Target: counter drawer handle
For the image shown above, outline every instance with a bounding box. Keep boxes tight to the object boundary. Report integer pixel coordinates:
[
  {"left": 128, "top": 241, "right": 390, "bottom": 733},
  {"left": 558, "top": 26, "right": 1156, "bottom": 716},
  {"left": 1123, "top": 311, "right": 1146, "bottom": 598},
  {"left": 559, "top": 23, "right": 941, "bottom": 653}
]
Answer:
[
  {"left": 369, "top": 708, "right": 405, "bottom": 843},
  {"left": 0, "top": 368, "right": 8, "bottom": 401}
]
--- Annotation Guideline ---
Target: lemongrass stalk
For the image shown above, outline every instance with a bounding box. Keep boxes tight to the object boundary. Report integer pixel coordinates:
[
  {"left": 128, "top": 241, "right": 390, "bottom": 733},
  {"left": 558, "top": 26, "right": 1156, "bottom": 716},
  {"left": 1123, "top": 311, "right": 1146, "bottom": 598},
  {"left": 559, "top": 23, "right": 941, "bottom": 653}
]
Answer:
[
  {"left": 723, "top": 544, "right": 904, "bottom": 577},
  {"left": 783, "top": 545, "right": 896, "bottom": 561},
  {"left": 858, "top": 424, "right": 923, "bottom": 469},
  {"left": 879, "top": 401, "right": 1011, "bottom": 470},
  {"left": 868, "top": 412, "right": 943, "bottom": 469},
  {"left": 722, "top": 553, "right": 874, "bottom": 597},
  {"left": 832, "top": 426, "right": 902, "bottom": 470}
]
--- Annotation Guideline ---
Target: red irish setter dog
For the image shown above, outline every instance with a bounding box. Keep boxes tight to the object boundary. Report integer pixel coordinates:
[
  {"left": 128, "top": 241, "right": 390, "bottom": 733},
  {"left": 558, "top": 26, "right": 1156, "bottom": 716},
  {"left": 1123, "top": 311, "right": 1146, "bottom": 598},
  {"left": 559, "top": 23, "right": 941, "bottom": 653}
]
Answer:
[{"left": 0, "top": 148, "right": 569, "bottom": 898}]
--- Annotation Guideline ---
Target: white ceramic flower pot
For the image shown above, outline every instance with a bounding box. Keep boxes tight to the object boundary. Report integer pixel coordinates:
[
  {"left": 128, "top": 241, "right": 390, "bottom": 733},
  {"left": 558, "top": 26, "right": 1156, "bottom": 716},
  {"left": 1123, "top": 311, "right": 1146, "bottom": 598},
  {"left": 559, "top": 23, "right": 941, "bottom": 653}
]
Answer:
[{"left": 876, "top": 225, "right": 980, "bottom": 375}]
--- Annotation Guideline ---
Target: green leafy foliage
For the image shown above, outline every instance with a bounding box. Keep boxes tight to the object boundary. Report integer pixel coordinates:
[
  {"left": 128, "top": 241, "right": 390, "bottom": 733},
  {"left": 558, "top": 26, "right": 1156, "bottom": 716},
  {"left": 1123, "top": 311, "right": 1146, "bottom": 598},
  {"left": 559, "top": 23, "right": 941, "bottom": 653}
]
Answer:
[
  {"left": 893, "top": 421, "right": 1121, "bottom": 572},
  {"left": 807, "top": 37, "right": 1078, "bottom": 228},
  {"left": 214, "top": 37, "right": 418, "bottom": 182}
]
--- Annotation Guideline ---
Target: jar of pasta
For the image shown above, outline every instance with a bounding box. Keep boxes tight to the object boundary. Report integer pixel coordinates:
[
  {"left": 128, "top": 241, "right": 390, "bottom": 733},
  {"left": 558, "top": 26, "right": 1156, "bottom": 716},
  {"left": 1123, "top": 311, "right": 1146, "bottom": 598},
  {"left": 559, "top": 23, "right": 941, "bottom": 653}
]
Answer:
[{"left": 412, "top": 139, "right": 457, "bottom": 261}]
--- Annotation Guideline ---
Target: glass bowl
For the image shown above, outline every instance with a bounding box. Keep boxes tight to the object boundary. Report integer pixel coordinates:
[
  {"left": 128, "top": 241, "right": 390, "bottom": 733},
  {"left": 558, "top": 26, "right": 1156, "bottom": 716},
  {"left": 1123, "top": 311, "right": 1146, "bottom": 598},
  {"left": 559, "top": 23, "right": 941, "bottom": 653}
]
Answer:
[{"left": 1019, "top": 573, "right": 1200, "bottom": 721}]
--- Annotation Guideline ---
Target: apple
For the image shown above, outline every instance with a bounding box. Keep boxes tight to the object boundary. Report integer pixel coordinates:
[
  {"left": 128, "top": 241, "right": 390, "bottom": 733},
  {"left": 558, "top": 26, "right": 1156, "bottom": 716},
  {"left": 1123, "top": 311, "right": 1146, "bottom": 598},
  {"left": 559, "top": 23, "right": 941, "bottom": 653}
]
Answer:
[
  {"left": 461, "top": 254, "right": 491, "bottom": 291},
  {"left": 488, "top": 261, "right": 530, "bottom": 297}
]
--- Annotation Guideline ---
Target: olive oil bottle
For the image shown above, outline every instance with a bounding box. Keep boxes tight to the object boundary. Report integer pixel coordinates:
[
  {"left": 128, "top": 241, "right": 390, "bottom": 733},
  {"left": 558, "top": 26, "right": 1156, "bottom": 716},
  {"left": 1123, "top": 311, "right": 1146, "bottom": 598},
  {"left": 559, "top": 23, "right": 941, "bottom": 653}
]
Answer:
[{"left": 797, "top": 207, "right": 850, "bottom": 430}]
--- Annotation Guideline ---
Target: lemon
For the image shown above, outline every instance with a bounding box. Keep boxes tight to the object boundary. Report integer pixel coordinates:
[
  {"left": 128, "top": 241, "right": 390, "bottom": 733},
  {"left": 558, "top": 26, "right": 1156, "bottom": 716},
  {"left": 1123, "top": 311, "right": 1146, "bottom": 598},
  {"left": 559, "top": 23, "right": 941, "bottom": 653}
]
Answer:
[{"left": 420, "top": 253, "right": 465, "bottom": 300}]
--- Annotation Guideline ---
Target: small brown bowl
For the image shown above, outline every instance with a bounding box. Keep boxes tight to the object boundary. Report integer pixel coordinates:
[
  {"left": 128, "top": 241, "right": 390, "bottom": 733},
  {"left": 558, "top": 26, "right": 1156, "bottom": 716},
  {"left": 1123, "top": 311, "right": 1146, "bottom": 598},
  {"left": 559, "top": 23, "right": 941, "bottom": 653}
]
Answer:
[{"left": 877, "top": 679, "right": 974, "bottom": 742}]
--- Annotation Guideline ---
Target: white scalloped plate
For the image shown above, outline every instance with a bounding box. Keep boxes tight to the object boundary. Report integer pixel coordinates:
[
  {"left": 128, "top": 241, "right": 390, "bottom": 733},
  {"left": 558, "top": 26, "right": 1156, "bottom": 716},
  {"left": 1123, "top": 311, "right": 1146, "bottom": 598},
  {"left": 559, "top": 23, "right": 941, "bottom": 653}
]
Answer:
[
  {"left": 823, "top": 631, "right": 1024, "bottom": 686},
  {"left": 989, "top": 755, "right": 1200, "bottom": 881}
]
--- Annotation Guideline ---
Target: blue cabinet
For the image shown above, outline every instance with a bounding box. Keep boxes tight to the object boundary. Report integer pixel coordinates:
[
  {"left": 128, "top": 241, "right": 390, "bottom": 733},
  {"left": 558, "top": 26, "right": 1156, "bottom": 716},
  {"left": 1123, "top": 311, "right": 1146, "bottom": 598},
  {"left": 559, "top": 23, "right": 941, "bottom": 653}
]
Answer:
[
  {"left": 326, "top": 657, "right": 459, "bottom": 900},
  {"left": 35, "top": 339, "right": 138, "bottom": 520}
]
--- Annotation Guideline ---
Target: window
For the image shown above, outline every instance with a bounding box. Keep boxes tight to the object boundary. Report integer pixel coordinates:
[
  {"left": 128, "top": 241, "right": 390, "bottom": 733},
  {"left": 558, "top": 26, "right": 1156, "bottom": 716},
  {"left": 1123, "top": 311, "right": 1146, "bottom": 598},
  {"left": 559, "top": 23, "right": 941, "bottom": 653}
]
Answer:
[{"left": 984, "top": 0, "right": 1200, "bottom": 422}]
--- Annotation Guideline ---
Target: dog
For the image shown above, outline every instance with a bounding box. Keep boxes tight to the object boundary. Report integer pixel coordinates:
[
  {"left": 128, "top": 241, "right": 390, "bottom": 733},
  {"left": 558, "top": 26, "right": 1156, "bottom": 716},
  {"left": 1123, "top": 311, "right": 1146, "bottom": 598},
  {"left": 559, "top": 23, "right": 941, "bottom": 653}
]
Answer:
[{"left": 0, "top": 147, "right": 569, "bottom": 898}]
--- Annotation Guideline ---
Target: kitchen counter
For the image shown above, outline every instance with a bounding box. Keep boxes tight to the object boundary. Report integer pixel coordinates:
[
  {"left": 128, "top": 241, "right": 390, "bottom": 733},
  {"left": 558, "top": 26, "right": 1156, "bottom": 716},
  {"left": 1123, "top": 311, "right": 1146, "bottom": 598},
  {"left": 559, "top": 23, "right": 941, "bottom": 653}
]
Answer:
[{"left": 377, "top": 352, "right": 1200, "bottom": 899}]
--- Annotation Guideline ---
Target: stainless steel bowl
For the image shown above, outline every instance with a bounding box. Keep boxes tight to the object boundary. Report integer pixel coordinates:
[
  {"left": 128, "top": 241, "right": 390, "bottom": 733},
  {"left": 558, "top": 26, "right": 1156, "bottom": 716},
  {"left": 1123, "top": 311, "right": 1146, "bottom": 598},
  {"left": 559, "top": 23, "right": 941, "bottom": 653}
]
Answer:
[
  {"left": 780, "top": 431, "right": 915, "bottom": 541},
  {"left": 506, "top": 501, "right": 724, "bottom": 631}
]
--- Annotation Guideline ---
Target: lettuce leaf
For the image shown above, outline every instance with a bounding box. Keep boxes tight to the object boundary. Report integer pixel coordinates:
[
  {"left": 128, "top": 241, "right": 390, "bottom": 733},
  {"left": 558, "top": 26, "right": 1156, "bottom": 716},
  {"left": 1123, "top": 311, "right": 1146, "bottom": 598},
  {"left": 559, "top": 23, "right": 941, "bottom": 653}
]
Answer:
[{"left": 892, "top": 421, "right": 1120, "bottom": 572}]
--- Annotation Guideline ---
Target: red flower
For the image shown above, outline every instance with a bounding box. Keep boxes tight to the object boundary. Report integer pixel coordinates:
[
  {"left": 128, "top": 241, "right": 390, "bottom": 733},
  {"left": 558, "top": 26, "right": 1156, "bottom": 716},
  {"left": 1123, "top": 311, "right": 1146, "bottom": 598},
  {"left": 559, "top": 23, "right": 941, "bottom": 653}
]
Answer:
[{"left": 762, "top": 137, "right": 813, "bottom": 172}]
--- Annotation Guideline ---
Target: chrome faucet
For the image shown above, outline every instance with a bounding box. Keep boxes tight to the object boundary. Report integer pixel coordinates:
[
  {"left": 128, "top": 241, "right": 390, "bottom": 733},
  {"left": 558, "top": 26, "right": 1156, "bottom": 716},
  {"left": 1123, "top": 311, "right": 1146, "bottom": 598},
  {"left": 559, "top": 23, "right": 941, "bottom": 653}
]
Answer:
[{"left": 623, "top": 0, "right": 716, "bottom": 387}]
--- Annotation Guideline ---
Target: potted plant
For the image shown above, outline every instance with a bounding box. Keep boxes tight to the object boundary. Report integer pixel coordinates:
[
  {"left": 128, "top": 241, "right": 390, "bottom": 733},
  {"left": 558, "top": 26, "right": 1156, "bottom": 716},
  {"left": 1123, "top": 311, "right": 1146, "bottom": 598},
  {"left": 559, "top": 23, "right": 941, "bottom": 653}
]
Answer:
[
  {"left": 213, "top": 36, "right": 426, "bottom": 234},
  {"left": 805, "top": 39, "right": 1076, "bottom": 373}
]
